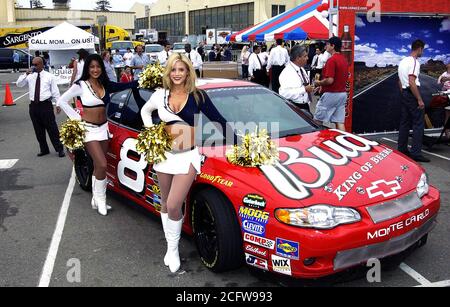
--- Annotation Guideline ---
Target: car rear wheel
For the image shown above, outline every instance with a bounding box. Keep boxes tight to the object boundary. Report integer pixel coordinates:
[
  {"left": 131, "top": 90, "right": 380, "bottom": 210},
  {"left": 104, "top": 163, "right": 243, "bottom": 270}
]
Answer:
[
  {"left": 192, "top": 188, "right": 243, "bottom": 272},
  {"left": 74, "top": 149, "right": 93, "bottom": 191}
]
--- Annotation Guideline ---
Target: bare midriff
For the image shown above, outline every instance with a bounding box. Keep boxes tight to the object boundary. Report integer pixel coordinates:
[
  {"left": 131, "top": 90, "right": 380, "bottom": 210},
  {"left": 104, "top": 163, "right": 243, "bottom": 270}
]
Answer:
[
  {"left": 82, "top": 107, "right": 107, "bottom": 125},
  {"left": 165, "top": 123, "right": 196, "bottom": 152}
]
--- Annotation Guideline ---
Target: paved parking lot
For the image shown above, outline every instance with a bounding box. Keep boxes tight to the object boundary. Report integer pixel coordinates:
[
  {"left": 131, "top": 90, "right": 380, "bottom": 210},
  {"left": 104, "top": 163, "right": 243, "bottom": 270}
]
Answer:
[{"left": 0, "top": 71, "right": 449, "bottom": 287}]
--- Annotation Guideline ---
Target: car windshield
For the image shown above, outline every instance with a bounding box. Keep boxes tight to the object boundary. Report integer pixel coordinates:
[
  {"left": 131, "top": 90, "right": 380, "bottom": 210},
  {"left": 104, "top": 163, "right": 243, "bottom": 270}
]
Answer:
[
  {"left": 201, "top": 86, "right": 318, "bottom": 143},
  {"left": 173, "top": 44, "right": 185, "bottom": 50},
  {"left": 112, "top": 42, "right": 133, "bottom": 50},
  {"left": 146, "top": 45, "right": 163, "bottom": 53}
]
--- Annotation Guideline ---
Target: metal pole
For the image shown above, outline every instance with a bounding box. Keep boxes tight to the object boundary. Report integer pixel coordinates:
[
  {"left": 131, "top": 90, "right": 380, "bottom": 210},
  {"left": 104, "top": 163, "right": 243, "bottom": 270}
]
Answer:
[{"left": 329, "top": 0, "right": 334, "bottom": 38}]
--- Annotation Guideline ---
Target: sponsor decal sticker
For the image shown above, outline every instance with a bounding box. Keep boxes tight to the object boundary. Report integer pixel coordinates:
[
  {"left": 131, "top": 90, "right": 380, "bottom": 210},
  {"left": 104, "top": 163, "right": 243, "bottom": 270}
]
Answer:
[
  {"left": 199, "top": 173, "right": 233, "bottom": 187},
  {"left": 271, "top": 255, "right": 292, "bottom": 276},
  {"left": 245, "top": 253, "right": 268, "bottom": 270},
  {"left": 367, "top": 209, "right": 430, "bottom": 240},
  {"left": 238, "top": 207, "right": 269, "bottom": 224},
  {"left": 276, "top": 238, "right": 299, "bottom": 260},
  {"left": 244, "top": 243, "right": 268, "bottom": 259},
  {"left": 242, "top": 219, "right": 266, "bottom": 236},
  {"left": 243, "top": 194, "right": 267, "bottom": 209},
  {"left": 366, "top": 179, "right": 401, "bottom": 199},
  {"left": 244, "top": 233, "right": 275, "bottom": 250}
]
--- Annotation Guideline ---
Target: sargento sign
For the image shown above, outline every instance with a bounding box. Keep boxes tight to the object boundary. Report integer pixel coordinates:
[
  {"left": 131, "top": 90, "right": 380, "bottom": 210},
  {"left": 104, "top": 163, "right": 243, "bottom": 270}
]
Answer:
[{"left": 0, "top": 26, "right": 91, "bottom": 48}]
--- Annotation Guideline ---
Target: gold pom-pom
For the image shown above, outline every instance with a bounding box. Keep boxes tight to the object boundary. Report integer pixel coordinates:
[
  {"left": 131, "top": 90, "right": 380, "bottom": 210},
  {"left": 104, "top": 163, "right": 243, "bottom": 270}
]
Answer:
[
  {"left": 59, "top": 119, "right": 86, "bottom": 150},
  {"left": 226, "top": 127, "right": 279, "bottom": 167},
  {"left": 138, "top": 63, "right": 165, "bottom": 89},
  {"left": 135, "top": 122, "right": 172, "bottom": 164}
]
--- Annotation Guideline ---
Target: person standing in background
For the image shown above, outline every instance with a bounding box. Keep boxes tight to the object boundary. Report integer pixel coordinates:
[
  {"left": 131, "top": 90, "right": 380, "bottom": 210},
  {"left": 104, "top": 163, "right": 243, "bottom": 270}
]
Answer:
[
  {"left": 158, "top": 42, "right": 172, "bottom": 67},
  {"left": 16, "top": 57, "right": 65, "bottom": 158},
  {"left": 311, "top": 47, "right": 321, "bottom": 80},
  {"left": 184, "top": 43, "right": 203, "bottom": 78},
  {"left": 397, "top": 39, "right": 430, "bottom": 162},
  {"left": 123, "top": 48, "right": 134, "bottom": 67},
  {"left": 240, "top": 46, "right": 251, "bottom": 79},
  {"left": 130, "top": 45, "right": 150, "bottom": 80},
  {"left": 248, "top": 45, "right": 269, "bottom": 87},
  {"left": 313, "top": 37, "right": 348, "bottom": 132},
  {"left": 12, "top": 50, "right": 20, "bottom": 73},
  {"left": 102, "top": 51, "right": 116, "bottom": 82},
  {"left": 70, "top": 49, "right": 89, "bottom": 85},
  {"left": 222, "top": 45, "right": 232, "bottom": 61},
  {"left": 267, "top": 39, "right": 290, "bottom": 93},
  {"left": 279, "top": 45, "right": 314, "bottom": 114}
]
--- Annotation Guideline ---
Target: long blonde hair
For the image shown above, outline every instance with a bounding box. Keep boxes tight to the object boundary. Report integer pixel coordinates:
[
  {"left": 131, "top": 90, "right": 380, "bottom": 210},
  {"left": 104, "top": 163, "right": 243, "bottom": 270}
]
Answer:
[{"left": 163, "top": 53, "right": 204, "bottom": 104}]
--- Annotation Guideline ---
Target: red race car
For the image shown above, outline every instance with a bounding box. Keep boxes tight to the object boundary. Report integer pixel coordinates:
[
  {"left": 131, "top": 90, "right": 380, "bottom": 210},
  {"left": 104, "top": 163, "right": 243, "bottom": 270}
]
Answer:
[{"left": 71, "top": 79, "right": 440, "bottom": 279}]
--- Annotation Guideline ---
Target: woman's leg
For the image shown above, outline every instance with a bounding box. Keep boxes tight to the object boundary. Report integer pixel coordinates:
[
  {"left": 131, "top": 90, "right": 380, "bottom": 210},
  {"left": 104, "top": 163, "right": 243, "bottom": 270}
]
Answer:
[
  {"left": 156, "top": 171, "right": 173, "bottom": 214},
  {"left": 85, "top": 141, "right": 108, "bottom": 215},
  {"left": 164, "top": 165, "right": 197, "bottom": 273},
  {"left": 85, "top": 141, "right": 108, "bottom": 179},
  {"left": 166, "top": 165, "right": 197, "bottom": 221}
]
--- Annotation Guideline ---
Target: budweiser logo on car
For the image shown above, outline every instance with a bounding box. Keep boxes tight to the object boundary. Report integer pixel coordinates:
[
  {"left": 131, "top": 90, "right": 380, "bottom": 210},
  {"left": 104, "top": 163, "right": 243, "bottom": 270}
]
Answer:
[{"left": 244, "top": 243, "right": 268, "bottom": 259}]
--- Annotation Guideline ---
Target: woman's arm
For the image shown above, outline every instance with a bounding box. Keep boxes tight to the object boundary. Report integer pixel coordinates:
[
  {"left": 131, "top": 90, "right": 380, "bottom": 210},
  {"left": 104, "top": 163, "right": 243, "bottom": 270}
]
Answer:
[
  {"left": 57, "top": 84, "right": 83, "bottom": 120},
  {"left": 140, "top": 90, "right": 161, "bottom": 127},
  {"left": 107, "top": 80, "right": 139, "bottom": 94}
]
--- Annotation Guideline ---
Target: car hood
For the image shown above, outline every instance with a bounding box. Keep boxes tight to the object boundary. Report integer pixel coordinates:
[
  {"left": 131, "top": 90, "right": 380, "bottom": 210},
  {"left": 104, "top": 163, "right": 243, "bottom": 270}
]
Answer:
[{"left": 202, "top": 129, "right": 424, "bottom": 208}]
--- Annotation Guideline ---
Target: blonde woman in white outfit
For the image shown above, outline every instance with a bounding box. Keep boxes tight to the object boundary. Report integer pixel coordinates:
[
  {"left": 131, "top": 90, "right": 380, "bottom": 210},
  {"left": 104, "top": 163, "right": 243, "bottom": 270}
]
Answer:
[{"left": 141, "top": 53, "right": 232, "bottom": 273}]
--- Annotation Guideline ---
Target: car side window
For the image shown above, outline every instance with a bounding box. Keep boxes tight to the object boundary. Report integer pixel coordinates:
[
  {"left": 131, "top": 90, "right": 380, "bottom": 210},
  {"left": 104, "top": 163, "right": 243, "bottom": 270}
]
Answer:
[
  {"left": 121, "top": 89, "right": 156, "bottom": 131},
  {"left": 108, "top": 90, "right": 130, "bottom": 124},
  {"left": 0, "top": 49, "right": 12, "bottom": 57}
]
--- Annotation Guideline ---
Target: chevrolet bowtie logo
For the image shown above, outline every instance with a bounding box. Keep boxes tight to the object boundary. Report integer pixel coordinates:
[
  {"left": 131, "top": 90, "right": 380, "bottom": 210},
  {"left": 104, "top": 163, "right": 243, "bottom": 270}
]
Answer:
[{"left": 366, "top": 180, "right": 401, "bottom": 199}]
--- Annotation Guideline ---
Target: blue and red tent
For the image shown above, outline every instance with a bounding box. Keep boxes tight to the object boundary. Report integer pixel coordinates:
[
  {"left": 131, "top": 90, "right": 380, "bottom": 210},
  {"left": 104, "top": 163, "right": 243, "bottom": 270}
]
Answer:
[{"left": 227, "top": 0, "right": 330, "bottom": 42}]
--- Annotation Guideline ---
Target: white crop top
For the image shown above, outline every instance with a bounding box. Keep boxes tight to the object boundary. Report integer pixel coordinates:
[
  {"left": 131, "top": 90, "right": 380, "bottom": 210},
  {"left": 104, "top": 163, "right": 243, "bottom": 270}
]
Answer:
[
  {"left": 58, "top": 81, "right": 105, "bottom": 120},
  {"left": 141, "top": 89, "right": 185, "bottom": 127}
]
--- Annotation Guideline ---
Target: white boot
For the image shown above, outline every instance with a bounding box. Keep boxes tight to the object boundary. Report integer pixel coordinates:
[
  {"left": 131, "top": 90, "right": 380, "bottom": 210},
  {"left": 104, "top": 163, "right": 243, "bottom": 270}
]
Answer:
[
  {"left": 160, "top": 212, "right": 170, "bottom": 266},
  {"left": 91, "top": 176, "right": 111, "bottom": 211},
  {"left": 92, "top": 178, "right": 108, "bottom": 216},
  {"left": 165, "top": 217, "right": 183, "bottom": 273}
]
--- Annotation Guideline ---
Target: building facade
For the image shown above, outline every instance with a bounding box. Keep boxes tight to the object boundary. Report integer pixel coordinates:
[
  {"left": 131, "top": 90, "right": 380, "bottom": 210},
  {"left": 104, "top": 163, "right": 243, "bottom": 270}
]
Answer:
[
  {"left": 0, "top": 1, "right": 135, "bottom": 32},
  {"left": 131, "top": 0, "right": 307, "bottom": 38}
]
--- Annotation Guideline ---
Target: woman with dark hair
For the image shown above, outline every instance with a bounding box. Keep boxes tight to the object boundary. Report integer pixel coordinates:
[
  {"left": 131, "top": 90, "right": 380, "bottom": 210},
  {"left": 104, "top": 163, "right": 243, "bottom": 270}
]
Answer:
[
  {"left": 58, "top": 54, "right": 139, "bottom": 216},
  {"left": 70, "top": 48, "right": 90, "bottom": 85}
]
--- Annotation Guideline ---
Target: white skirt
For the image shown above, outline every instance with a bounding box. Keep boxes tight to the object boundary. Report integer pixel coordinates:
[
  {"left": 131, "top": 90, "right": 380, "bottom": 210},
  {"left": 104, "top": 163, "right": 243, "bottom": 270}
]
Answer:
[
  {"left": 153, "top": 147, "right": 202, "bottom": 175},
  {"left": 84, "top": 122, "right": 111, "bottom": 143}
]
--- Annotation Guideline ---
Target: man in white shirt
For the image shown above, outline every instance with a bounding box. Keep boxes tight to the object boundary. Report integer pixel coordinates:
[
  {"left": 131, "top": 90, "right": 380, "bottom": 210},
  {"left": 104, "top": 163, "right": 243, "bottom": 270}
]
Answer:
[
  {"left": 184, "top": 43, "right": 203, "bottom": 78},
  {"left": 248, "top": 45, "right": 269, "bottom": 87},
  {"left": 158, "top": 42, "right": 172, "bottom": 67},
  {"left": 317, "top": 49, "right": 331, "bottom": 71},
  {"left": 279, "top": 45, "right": 314, "bottom": 114},
  {"left": 311, "top": 47, "right": 321, "bottom": 80},
  {"left": 267, "top": 39, "right": 290, "bottom": 93},
  {"left": 123, "top": 48, "right": 134, "bottom": 67},
  {"left": 397, "top": 39, "right": 429, "bottom": 162},
  {"left": 16, "top": 57, "right": 65, "bottom": 157}
]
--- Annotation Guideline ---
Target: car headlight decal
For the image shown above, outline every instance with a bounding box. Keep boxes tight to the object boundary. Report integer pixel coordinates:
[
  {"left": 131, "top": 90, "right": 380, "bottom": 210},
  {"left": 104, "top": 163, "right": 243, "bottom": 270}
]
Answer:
[{"left": 275, "top": 205, "right": 361, "bottom": 229}]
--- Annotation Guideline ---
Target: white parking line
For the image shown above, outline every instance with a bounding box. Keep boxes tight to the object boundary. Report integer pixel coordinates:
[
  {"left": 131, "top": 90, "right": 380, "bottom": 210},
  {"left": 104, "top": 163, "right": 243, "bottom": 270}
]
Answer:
[
  {"left": 400, "top": 263, "right": 432, "bottom": 286},
  {"left": 0, "top": 159, "right": 18, "bottom": 169},
  {"left": 382, "top": 138, "right": 450, "bottom": 161},
  {"left": 38, "top": 169, "right": 76, "bottom": 287},
  {"left": 14, "top": 92, "right": 29, "bottom": 103},
  {"left": 415, "top": 280, "right": 450, "bottom": 287}
]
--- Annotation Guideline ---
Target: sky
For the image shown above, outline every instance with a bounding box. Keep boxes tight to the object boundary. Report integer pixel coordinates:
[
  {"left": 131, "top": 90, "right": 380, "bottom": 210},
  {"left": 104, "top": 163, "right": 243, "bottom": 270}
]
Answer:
[
  {"left": 17, "top": 0, "right": 157, "bottom": 11},
  {"left": 355, "top": 16, "right": 450, "bottom": 67}
]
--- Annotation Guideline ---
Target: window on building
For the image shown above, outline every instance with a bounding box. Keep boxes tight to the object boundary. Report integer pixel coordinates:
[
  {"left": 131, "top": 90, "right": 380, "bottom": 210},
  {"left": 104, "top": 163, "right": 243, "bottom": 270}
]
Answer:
[{"left": 272, "top": 5, "right": 286, "bottom": 17}]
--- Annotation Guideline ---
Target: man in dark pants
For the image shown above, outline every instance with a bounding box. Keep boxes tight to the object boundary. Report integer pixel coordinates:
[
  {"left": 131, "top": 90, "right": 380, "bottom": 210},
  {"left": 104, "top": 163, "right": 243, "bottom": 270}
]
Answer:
[
  {"left": 267, "top": 39, "right": 289, "bottom": 93},
  {"left": 397, "top": 39, "right": 429, "bottom": 162},
  {"left": 16, "top": 57, "right": 65, "bottom": 157}
]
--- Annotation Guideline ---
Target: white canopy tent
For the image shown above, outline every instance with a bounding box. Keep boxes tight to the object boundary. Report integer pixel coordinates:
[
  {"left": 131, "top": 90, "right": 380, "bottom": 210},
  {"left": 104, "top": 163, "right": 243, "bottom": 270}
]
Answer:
[{"left": 28, "top": 22, "right": 99, "bottom": 84}]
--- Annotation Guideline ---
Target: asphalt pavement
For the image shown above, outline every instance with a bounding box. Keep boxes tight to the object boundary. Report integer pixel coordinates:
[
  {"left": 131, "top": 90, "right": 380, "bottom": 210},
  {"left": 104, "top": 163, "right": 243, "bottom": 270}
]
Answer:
[{"left": 0, "top": 71, "right": 449, "bottom": 287}]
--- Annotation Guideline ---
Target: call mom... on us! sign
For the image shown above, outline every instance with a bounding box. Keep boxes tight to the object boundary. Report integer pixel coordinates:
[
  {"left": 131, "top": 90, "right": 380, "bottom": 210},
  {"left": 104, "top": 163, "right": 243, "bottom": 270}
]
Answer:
[{"left": 29, "top": 37, "right": 95, "bottom": 45}]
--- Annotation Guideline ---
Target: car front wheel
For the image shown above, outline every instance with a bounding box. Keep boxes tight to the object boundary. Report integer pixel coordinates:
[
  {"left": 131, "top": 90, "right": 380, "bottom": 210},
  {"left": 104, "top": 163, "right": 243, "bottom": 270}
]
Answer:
[{"left": 192, "top": 188, "right": 243, "bottom": 272}]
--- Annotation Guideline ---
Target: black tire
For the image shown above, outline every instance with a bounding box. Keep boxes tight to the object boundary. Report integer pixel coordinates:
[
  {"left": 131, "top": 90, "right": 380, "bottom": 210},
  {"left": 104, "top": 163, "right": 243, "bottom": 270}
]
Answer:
[
  {"left": 191, "top": 188, "right": 244, "bottom": 272},
  {"left": 74, "top": 149, "right": 93, "bottom": 191}
]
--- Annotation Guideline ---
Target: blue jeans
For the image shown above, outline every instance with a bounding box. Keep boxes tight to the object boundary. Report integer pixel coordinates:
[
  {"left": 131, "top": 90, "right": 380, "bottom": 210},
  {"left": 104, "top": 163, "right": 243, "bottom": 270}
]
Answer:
[{"left": 398, "top": 90, "right": 424, "bottom": 156}]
